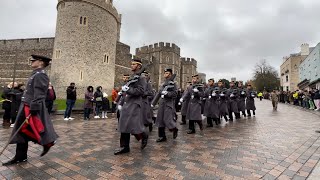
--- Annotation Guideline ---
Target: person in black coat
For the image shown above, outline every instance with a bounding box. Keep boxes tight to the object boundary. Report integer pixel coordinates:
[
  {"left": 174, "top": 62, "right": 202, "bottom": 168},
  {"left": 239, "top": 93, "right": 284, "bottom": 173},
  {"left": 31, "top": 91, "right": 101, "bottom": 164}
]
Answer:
[
  {"left": 45, "top": 82, "right": 56, "bottom": 114},
  {"left": 3, "top": 55, "right": 58, "bottom": 166}
]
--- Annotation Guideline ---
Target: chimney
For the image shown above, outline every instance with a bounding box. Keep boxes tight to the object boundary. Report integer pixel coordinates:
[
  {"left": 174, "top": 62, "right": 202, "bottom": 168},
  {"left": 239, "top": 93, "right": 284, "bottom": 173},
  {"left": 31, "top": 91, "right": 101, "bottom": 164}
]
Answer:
[{"left": 300, "top": 43, "right": 310, "bottom": 56}]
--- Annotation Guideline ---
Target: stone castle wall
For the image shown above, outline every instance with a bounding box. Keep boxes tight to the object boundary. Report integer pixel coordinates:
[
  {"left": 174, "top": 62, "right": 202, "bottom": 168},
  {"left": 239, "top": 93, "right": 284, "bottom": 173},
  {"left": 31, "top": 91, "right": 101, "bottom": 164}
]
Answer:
[
  {"left": 0, "top": 38, "right": 54, "bottom": 90},
  {"left": 114, "top": 41, "right": 132, "bottom": 87},
  {"left": 181, "top": 57, "right": 197, "bottom": 89}
]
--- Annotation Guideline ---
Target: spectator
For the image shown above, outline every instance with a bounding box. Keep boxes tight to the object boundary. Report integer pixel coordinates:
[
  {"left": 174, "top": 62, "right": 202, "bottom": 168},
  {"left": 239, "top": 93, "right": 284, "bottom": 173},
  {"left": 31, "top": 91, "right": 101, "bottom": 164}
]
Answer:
[
  {"left": 84, "top": 86, "right": 94, "bottom": 120},
  {"left": 258, "top": 92, "right": 263, "bottom": 101},
  {"left": 6, "top": 82, "right": 22, "bottom": 128},
  {"left": 101, "top": 91, "right": 110, "bottom": 119},
  {"left": 271, "top": 90, "right": 279, "bottom": 110},
  {"left": 94, "top": 86, "right": 103, "bottom": 119},
  {"left": 2, "top": 83, "right": 14, "bottom": 127},
  {"left": 111, "top": 87, "right": 119, "bottom": 114},
  {"left": 45, "top": 82, "right": 56, "bottom": 114},
  {"left": 64, "top": 82, "right": 77, "bottom": 121},
  {"left": 314, "top": 89, "right": 320, "bottom": 111}
]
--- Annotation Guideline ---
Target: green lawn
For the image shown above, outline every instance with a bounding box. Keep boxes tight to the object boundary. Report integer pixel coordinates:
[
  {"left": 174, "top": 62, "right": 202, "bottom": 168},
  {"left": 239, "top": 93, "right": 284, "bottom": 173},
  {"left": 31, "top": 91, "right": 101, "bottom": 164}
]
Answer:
[{"left": 55, "top": 99, "right": 85, "bottom": 110}]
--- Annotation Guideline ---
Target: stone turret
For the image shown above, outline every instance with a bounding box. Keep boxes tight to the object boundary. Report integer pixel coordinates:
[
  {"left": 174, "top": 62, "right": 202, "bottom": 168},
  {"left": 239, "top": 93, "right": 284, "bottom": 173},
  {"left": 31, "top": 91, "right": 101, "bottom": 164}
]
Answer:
[
  {"left": 51, "top": 0, "right": 121, "bottom": 98},
  {"left": 181, "top": 57, "right": 197, "bottom": 88}
]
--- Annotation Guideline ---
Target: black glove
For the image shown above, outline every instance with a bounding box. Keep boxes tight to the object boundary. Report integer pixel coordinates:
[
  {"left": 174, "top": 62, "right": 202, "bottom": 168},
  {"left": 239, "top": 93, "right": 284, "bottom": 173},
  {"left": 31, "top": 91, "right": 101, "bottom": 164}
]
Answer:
[{"left": 30, "top": 110, "right": 38, "bottom": 116}]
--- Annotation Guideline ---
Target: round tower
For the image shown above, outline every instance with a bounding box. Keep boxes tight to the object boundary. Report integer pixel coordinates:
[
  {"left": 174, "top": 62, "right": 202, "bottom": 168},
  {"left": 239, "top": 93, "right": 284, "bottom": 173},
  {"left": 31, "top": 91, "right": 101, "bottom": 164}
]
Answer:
[{"left": 51, "top": 0, "right": 121, "bottom": 98}]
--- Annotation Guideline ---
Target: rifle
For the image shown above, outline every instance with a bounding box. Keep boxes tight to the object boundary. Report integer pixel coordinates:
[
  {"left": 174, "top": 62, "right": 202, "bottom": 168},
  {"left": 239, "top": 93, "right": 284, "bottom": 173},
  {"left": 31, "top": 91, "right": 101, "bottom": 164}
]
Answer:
[
  {"left": 114, "top": 65, "right": 147, "bottom": 104},
  {"left": 151, "top": 74, "right": 176, "bottom": 106}
]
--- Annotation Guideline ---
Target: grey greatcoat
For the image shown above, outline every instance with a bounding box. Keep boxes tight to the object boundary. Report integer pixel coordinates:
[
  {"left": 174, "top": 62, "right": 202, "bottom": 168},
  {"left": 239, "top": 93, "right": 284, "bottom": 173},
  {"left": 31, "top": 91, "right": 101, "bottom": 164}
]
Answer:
[
  {"left": 246, "top": 90, "right": 256, "bottom": 110},
  {"left": 152, "top": 81, "right": 177, "bottom": 129},
  {"left": 118, "top": 76, "right": 146, "bottom": 134},
  {"left": 10, "top": 68, "right": 58, "bottom": 145},
  {"left": 203, "top": 86, "right": 220, "bottom": 118},
  {"left": 182, "top": 85, "right": 204, "bottom": 121},
  {"left": 219, "top": 88, "right": 229, "bottom": 116},
  {"left": 237, "top": 88, "right": 246, "bottom": 112},
  {"left": 142, "top": 81, "right": 154, "bottom": 125},
  {"left": 228, "top": 88, "right": 239, "bottom": 113}
]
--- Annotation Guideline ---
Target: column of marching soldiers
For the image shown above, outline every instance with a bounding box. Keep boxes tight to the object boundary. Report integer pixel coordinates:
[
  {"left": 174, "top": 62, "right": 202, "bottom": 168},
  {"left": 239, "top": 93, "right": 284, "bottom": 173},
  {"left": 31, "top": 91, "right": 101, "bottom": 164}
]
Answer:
[{"left": 113, "top": 58, "right": 257, "bottom": 155}]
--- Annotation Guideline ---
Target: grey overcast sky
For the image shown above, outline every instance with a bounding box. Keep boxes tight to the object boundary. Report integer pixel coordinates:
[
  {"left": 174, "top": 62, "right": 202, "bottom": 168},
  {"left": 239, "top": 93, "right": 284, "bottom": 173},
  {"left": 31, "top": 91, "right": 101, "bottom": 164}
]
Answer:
[{"left": 1, "top": 0, "right": 320, "bottom": 81}]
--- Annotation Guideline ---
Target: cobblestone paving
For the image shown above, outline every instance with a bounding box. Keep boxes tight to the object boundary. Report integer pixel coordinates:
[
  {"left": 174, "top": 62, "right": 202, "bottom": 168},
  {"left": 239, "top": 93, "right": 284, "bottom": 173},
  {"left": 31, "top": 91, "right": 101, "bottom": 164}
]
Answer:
[{"left": 0, "top": 100, "right": 320, "bottom": 179}]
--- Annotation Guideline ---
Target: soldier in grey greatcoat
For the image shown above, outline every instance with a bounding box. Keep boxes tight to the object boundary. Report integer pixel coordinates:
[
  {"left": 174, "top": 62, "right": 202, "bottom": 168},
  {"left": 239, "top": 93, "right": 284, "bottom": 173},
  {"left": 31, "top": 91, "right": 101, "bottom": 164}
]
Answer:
[
  {"left": 180, "top": 74, "right": 205, "bottom": 134},
  {"left": 142, "top": 71, "right": 154, "bottom": 132},
  {"left": 217, "top": 80, "right": 229, "bottom": 122},
  {"left": 3, "top": 55, "right": 58, "bottom": 166},
  {"left": 203, "top": 79, "right": 215, "bottom": 127},
  {"left": 237, "top": 81, "right": 247, "bottom": 117},
  {"left": 151, "top": 68, "right": 178, "bottom": 142},
  {"left": 228, "top": 81, "right": 240, "bottom": 120},
  {"left": 180, "top": 82, "right": 191, "bottom": 125},
  {"left": 245, "top": 84, "right": 256, "bottom": 117},
  {"left": 114, "top": 59, "right": 149, "bottom": 155}
]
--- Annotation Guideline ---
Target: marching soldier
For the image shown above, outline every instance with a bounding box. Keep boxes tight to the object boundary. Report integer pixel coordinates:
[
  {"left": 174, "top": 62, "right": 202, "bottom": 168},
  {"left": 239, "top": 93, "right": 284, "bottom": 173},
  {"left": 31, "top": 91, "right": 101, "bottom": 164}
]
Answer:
[
  {"left": 246, "top": 84, "right": 256, "bottom": 117},
  {"left": 180, "top": 81, "right": 192, "bottom": 125},
  {"left": 3, "top": 55, "right": 58, "bottom": 166},
  {"left": 151, "top": 68, "right": 178, "bottom": 142},
  {"left": 217, "top": 80, "right": 229, "bottom": 122},
  {"left": 114, "top": 58, "right": 149, "bottom": 155},
  {"left": 142, "top": 71, "right": 154, "bottom": 132},
  {"left": 203, "top": 79, "right": 214, "bottom": 127},
  {"left": 115, "top": 74, "right": 130, "bottom": 124},
  {"left": 180, "top": 74, "right": 204, "bottom": 134},
  {"left": 228, "top": 81, "right": 240, "bottom": 120},
  {"left": 237, "top": 81, "right": 247, "bottom": 117}
]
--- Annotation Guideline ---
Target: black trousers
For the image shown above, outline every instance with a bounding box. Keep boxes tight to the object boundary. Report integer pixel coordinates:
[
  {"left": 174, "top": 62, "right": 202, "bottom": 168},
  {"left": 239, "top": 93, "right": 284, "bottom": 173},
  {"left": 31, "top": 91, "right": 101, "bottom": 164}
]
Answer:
[
  {"left": 247, "top": 110, "right": 255, "bottom": 116},
  {"left": 84, "top": 108, "right": 91, "bottom": 119},
  {"left": 181, "top": 115, "right": 186, "bottom": 123},
  {"left": 158, "top": 127, "right": 166, "bottom": 138},
  {"left": 189, "top": 120, "right": 203, "bottom": 131},
  {"left": 120, "top": 132, "right": 147, "bottom": 148},
  {"left": 207, "top": 117, "right": 213, "bottom": 126},
  {"left": 15, "top": 143, "right": 28, "bottom": 160}
]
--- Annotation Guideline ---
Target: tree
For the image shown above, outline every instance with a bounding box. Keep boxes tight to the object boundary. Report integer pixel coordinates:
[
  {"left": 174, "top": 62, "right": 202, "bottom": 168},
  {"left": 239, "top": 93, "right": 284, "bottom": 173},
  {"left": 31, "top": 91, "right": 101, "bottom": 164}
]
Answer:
[{"left": 252, "top": 59, "right": 280, "bottom": 92}]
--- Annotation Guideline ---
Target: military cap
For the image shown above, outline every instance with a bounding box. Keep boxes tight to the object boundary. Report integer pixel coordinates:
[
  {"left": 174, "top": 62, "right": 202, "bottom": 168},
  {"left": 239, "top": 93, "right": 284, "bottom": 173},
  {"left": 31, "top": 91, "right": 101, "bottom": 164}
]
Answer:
[
  {"left": 192, "top": 74, "right": 199, "bottom": 78},
  {"left": 208, "top": 78, "right": 214, "bottom": 82},
  {"left": 131, "top": 58, "right": 142, "bottom": 65},
  {"left": 123, "top": 74, "right": 130, "bottom": 77},
  {"left": 30, "top": 55, "right": 52, "bottom": 62},
  {"left": 164, "top": 68, "right": 173, "bottom": 73}
]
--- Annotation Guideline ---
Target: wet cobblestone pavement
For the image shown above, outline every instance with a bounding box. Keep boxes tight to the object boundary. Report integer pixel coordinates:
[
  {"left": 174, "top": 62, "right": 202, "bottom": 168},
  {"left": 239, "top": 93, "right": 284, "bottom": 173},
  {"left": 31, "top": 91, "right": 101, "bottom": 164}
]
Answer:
[{"left": 1, "top": 100, "right": 320, "bottom": 179}]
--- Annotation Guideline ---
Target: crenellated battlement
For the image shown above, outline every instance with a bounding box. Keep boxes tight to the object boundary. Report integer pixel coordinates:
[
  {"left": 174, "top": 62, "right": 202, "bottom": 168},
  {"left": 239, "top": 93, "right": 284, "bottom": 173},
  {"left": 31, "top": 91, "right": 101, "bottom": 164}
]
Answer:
[
  {"left": 181, "top": 57, "right": 197, "bottom": 67},
  {"left": 135, "top": 42, "right": 180, "bottom": 55},
  {"left": 58, "top": 0, "right": 121, "bottom": 23},
  {"left": 0, "top": 37, "right": 55, "bottom": 51}
]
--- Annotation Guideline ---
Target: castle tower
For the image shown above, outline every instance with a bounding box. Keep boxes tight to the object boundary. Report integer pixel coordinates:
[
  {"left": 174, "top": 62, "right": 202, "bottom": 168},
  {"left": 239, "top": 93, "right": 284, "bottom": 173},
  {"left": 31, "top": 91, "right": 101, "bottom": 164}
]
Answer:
[
  {"left": 51, "top": 0, "right": 121, "bottom": 98},
  {"left": 135, "top": 42, "right": 181, "bottom": 89},
  {"left": 181, "top": 57, "right": 197, "bottom": 88}
]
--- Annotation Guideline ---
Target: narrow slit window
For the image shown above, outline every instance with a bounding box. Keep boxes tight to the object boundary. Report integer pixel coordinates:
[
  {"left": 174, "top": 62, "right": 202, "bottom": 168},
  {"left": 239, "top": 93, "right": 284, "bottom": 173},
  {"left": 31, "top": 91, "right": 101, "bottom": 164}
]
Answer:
[
  {"left": 80, "top": 16, "right": 83, "bottom": 24},
  {"left": 83, "top": 17, "right": 87, "bottom": 25},
  {"left": 80, "top": 71, "right": 83, "bottom": 81}
]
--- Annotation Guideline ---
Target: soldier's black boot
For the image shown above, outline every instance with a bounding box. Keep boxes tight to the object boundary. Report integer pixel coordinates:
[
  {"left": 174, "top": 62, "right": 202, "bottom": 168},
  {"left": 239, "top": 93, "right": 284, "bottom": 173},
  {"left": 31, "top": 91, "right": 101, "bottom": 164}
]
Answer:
[
  {"left": 3, "top": 143, "right": 28, "bottom": 166},
  {"left": 253, "top": 111, "right": 256, "bottom": 116},
  {"left": 114, "top": 133, "right": 130, "bottom": 155},
  {"left": 141, "top": 132, "right": 148, "bottom": 149},
  {"left": 242, "top": 111, "right": 246, "bottom": 117},
  {"left": 247, "top": 110, "right": 251, "bottom": 117},
  {"left": 149, "top": 123, "right": 153, "bottom": 132},
  {"left": 156, "top": 127, "right": 167, "bottom": 142},
  {"left": 214, "top": 118, "right": 219, "bottom": 125},
  {"left": 187, "top": 120, "right": 195, "bottom": 134},
  {"left": 206, "top": 117, "right": 213, "bottom": 127},
  {"left": 41, "top": 141, "right": 55, "bottom": 157},
  {"left": 172, "top": 128, "right": 178, "bottom": 139},
  {"left": 224, "top": 115, "right": 228, "bottom": 122},
  {"left": 235, "top": 113, "right": 241, "bottom": 119},
  {"left": 180, "top": 115, "right": 186, "bottom": 125}
]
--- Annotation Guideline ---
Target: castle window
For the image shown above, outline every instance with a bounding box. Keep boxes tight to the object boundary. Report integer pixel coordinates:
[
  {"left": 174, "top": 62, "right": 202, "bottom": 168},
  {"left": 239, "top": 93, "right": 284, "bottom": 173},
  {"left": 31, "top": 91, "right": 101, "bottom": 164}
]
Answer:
[
  {"left": 80, "top": 70, "right": 83, "bottom": 81},
  {"left": 55, "top": 50, "right": 61, "bottom": 59},
  {"left": 103, "top": 54, "right": 109, "bottom": 64},
  {"left": 79, "top": 16, "right": 88, "bottom": 26},
  {"left": 166, "top": 57, "right": 170, "bottom": 63},
  {"left": 83, "top": 17, "right": 87, "bottom": 25}
]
